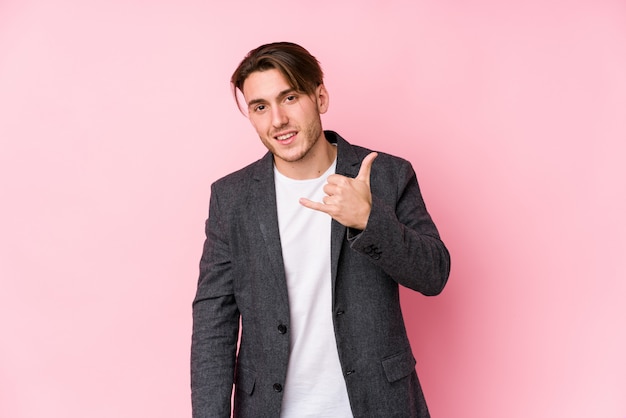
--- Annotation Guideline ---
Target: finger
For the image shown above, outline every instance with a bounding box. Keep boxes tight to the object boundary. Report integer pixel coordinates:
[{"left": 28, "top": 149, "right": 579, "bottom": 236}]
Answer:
[
  {"left": 356, "top": 152, "right": 378, "bottom": 184},
  {"left": 324, "top": 173, "right": 346, "bottom": 186},
  {"left": 323, "top": 183, "right": 339, "bottom": 196},
  {"left": 299, "top": 197, "right": 332, "bottom": 214}
]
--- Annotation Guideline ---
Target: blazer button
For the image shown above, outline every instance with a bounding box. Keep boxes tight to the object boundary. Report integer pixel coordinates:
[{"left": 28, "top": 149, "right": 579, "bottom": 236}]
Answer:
[
  {"left": 273, "top": 383, "right": 283, "bottom": 392},
  {"left": 277, "top": 324, "right": 287, "bottom": 334},
  {"left": 336, "top": 310, "right": 345, "bottom": 316}
]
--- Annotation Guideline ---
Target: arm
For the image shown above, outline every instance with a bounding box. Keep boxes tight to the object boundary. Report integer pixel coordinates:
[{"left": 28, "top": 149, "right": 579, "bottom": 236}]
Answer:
[
  {"left": 191, "top": 185, "right": 239, "bottom": 417},
  {"left": 348, "top": 159, "right": 450, "bottom": 295},
  {"left": 301, "top": 152, "right": 450, "bottom": 295}
]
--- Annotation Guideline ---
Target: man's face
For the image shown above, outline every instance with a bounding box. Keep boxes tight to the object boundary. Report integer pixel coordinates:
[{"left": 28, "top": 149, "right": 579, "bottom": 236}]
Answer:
[{"left": 242, "top": 68, "right": 329, "bottom": 169}]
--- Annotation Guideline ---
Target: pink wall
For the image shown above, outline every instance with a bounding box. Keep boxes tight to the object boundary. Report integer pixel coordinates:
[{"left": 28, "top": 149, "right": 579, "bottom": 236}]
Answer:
[{"left": 1, "top": 0, "right": 624, "bottom": 416}]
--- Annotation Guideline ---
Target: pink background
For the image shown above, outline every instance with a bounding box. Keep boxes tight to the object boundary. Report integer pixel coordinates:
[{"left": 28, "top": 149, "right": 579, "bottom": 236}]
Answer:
[{"left": 1, "top": 0, "right": 625, "bottom": 417}]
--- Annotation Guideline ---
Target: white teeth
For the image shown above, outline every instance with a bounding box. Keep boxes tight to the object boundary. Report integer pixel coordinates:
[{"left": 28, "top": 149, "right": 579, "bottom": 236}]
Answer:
[{"left": 276, "top": 133, "right": 295, "bottom": 140}]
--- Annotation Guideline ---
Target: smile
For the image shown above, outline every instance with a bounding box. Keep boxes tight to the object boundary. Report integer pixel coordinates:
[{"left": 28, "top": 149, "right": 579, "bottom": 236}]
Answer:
[{"left": 275, "top": 132, "right": 296, "bottom": 141}]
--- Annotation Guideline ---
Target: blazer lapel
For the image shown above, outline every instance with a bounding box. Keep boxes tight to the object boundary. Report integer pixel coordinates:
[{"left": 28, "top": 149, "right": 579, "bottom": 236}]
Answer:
[
  {"left": 250, "top": 153, "right": 290, "bottom": 304},
  {"left": 328, "top": 132, "right": 362, "bottom": 296}
]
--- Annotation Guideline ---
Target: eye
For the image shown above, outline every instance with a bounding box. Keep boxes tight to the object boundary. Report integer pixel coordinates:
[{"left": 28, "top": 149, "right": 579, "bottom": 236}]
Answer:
[
  {"left": 285, "top": 95, "right": 297, "bottom": 103},
  {"left": 254, "top": 104, "right": 266, "bottom": 112}
]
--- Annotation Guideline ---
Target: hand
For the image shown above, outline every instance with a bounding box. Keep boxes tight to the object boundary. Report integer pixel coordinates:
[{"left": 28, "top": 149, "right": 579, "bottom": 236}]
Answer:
[{"left": 299, "top": 152, "right": 378, "bottom": 230}]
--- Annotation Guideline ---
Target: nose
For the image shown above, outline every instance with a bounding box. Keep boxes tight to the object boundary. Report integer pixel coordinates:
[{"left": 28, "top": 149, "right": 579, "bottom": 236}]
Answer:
[{"left": 271, "top": 105, "right": 288, "bottom": 128}]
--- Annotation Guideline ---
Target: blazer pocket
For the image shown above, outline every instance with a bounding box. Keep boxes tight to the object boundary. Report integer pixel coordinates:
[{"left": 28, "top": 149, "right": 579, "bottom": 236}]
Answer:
[
  {"left": 381, "top": 348, "right": 417, "bottom": 383},
  {"left": 235, "top": 366, "right": 256, "bottom": 395}
]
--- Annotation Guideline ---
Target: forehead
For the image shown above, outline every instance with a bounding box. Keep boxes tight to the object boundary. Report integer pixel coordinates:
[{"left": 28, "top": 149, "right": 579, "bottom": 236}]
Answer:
[{"left": 241, "top": 69, "right": 293, "bottom": 103}]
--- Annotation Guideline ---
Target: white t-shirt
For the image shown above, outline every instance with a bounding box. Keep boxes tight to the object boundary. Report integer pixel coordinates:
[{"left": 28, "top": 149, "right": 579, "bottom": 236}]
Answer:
[{"left": 274, "top": 159, "right": 353, "bottom": 418}]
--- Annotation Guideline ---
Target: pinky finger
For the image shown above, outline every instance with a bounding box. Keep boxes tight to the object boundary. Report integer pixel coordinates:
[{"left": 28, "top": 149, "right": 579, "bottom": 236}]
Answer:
[{"left": 299, "top": 198, "right": 329, "bottom": 214}]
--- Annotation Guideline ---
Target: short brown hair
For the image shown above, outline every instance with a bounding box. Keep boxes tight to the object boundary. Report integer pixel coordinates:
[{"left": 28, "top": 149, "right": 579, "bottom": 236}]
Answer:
[{"left": 231, "top": 42, "right": 324, "bottom": 112}]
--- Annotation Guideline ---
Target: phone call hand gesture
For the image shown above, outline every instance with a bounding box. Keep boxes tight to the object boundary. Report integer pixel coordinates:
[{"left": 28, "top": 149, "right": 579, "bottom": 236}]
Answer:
[{"left": 300, "top": 152, "right": 378, "bottom": 230}]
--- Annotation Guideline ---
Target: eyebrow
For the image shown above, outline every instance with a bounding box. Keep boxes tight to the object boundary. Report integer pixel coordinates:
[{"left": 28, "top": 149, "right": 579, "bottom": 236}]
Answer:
[{"left": 247, "top": 88, "right": 297, "bottom": 108}]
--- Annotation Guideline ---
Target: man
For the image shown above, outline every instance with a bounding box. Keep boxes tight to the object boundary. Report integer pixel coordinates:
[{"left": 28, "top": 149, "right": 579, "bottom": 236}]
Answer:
[{"left": 191, "top": 42, "right": 450, "bottom": 418}]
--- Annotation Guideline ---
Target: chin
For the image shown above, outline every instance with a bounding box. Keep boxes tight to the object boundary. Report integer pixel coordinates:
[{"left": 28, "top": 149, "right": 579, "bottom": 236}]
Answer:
[{"left": 278, "top": 149, "right": 308, "bottom": 163}]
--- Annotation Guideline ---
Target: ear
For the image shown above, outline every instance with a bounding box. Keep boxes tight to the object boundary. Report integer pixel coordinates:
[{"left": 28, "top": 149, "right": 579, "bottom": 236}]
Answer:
[{"left": 315, "top": 84, "right": 330, "bottom": 114}]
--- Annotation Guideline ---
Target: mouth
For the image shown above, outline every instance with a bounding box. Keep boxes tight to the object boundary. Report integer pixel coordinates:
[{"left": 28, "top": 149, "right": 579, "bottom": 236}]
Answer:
[{"left": 274, "top": 131, "right": 297, "bottom": 144}]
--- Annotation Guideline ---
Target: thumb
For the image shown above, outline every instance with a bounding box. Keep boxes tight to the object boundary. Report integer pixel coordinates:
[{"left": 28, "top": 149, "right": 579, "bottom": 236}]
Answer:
[{"left": 356, "top": 152, "right": 378, "bottom": 184}]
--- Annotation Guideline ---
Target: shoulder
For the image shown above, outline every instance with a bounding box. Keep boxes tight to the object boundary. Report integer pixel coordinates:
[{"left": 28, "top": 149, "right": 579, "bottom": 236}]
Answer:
[
  {"left": 330, "top": 130, "right": 414, "bottom": 176},
  {"left": 358, "top": 145, "right": 412, "bottom": 170},
  {"left": 210, "top": 153, "right": 272, "bottom": 192}
]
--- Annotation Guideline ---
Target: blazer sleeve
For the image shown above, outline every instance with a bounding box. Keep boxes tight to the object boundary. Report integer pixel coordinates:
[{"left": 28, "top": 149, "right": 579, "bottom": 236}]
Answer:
[
  {"left": 191, "top": 183, "right": 239, "bottom": 418},
  {"left": 348, "top": 156, "right": 451, "bottom": 295}
]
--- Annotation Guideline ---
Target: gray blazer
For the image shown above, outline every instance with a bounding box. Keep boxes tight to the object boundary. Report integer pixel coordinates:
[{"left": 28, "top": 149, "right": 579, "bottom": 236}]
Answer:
[{"left": 191, "top": 131, "right": 450, "bottom": 418}]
